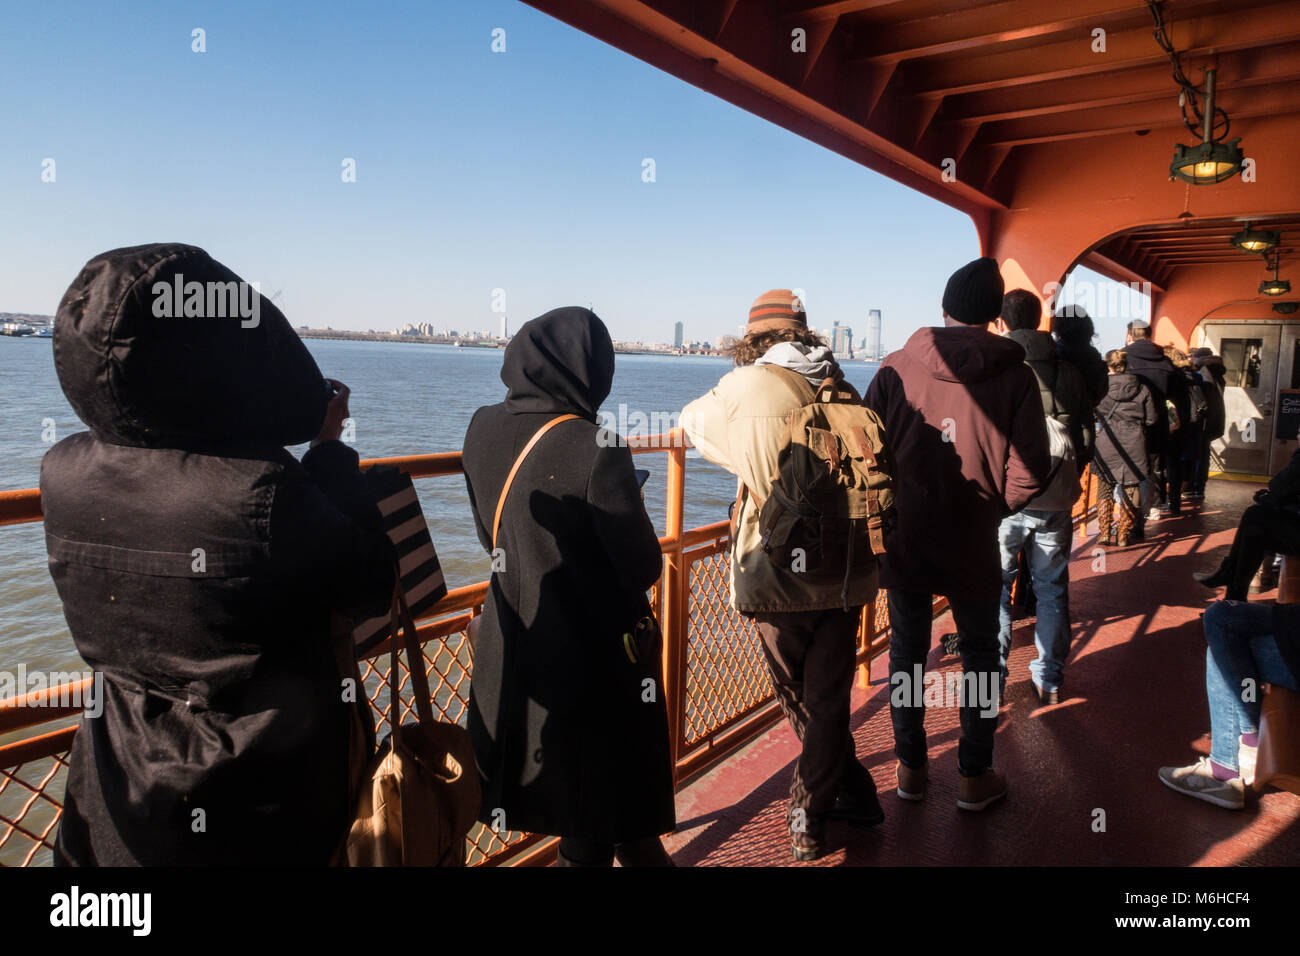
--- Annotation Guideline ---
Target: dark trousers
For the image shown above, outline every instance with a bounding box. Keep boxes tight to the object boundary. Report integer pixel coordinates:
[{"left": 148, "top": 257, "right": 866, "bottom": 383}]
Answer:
[
  {"left": 1189, "top": 436, "right": 1213, "bottom": 496},
  {"left": 1164, "top": 447, "right": 1184, "bottom": 512},
  {"left": 887, "top": 589, "right": 1000, "bottom": 776},
  {"left": 750, "top": 607, "right": 875, "bottom": 816},
  {"left": 1221, "top": 504, "right": 1300, "bottom": 600}
]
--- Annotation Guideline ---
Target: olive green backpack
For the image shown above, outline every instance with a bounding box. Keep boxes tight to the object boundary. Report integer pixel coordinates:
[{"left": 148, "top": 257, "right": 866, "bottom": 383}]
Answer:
[{"left": 745, "top": 366, "right": 896, "bottom": 606}]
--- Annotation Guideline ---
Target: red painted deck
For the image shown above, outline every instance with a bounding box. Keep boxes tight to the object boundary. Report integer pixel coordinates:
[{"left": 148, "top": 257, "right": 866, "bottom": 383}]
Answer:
[{"left": 662, "top": 478, "right": 1300, "bottom": 866}]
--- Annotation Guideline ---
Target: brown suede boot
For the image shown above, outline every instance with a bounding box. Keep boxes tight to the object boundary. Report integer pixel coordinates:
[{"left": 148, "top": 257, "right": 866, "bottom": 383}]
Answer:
[
  {"left": 956, "top": 768, "right": 1007, "bottom": 811},
  {"left": 895, "top": 759, "right": 929, "bottom": 802}
]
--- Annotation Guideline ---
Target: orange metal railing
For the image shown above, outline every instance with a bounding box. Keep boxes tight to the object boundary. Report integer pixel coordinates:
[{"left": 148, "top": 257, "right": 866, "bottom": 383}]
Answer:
[{"left": 0, "top": 432, "right": 1098, "bottom": 867}]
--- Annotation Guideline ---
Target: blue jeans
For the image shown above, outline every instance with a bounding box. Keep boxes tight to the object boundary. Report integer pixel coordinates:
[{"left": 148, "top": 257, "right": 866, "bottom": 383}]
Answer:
[
  {"left": 998, "top": 509, "right": 1073, "bottom": 691},
  {"left": 1204, "top": 600, "right": 1298, "bottom": 771}
]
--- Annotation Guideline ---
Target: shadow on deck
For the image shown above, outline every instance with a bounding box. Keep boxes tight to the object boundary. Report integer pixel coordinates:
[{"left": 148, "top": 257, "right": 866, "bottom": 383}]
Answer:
[{"left": 662, "top": 477, "right": 1300, "bottom": 866}]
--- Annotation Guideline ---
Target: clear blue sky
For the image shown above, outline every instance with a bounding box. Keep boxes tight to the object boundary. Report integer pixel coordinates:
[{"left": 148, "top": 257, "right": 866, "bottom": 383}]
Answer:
[{"left": 0, "top": 0, "right": 1143, "bottom": 349}]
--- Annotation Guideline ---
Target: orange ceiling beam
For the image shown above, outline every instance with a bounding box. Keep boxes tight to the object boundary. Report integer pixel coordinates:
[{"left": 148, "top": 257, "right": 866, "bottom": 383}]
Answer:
[{"left": 523, "top": 0, "right": 1300, "bottom": 336}]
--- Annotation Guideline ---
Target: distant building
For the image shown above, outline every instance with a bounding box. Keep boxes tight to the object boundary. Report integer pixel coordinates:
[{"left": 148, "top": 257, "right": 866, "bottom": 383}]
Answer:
[
  {"left": 673, "top": 321, "right": 683, "bottom": 349},
  {"left": 864, "top": 309, "right": 882, "bottom": 360},
  {"left": 500, "top": 315, "right": 509, "bottom": 339},
  {"left": 831, "top": 321, "right": 854, "bottom": 358}
]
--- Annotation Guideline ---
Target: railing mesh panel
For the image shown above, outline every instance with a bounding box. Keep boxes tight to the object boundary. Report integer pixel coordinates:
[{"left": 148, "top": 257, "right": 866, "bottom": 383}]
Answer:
[
  {"left": 681, "top": 549, "right": 772, "bottom": 748},
  {"left": 0, "top": 745, "right": 70, "bottom": 868}
]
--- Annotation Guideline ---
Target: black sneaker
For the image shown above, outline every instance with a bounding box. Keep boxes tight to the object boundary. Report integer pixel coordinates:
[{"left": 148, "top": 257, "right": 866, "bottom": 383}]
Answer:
[
  {"left": 1195, "top": 567, "right": 1231, "bottom": 589},
  {"left": 827, "top": 787, "right": 885, "bottom": 829}
]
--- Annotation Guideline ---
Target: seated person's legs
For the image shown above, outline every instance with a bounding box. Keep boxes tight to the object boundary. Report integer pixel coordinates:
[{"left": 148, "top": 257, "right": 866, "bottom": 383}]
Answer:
[
  {"left": 1158, "top": 600, "right": 1299, "bottom": 808},
  {"left": 1196, "top": 504, "right": 1279, "bottom": 600}
]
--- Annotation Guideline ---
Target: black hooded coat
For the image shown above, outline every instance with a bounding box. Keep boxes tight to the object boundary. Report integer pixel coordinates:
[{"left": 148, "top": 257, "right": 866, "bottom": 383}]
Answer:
[
  {"left": 1125, "top": 338, "right": 1188, "bottom": 459},
  {"left": 41, "top": 244, "right": 394, "bottom": 866},
  {"left": 1093, "top": 373, "right": 1159, "bottom": 486},
  {"left": 460, "top": 308, "right": 675, "bottom": 844}
]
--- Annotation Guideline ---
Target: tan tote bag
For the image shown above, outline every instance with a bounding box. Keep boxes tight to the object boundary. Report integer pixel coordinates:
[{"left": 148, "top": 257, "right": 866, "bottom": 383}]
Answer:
[{"left": 343, "top": 583, "right": 481, "bottom": 866}]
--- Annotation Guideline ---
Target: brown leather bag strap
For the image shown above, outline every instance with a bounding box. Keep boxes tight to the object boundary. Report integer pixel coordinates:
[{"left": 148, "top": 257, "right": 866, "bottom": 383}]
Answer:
[
  {"left": 852, "top": 427, "right": 888, "bottom": 555},
  {"left": 387, "top": 584, "right": 403, "bottom": 743},
  {"left": 814, "top": 376, "right": 859, "bottom": 404},
  {"left": 397, "top": 582, "right": 435, "bottom": 726},
  {"left": 852, "top": 426, "right": 878, "bottom": 469},
  {"left": 387, "top": 580, "right": 436, "bottom": 742},
  {"left": 492, "top": 414, "right": 580, "bottom": 550}
]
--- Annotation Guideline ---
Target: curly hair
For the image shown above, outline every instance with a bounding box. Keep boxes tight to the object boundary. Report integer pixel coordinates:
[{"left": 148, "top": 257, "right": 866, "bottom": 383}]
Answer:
[{"left": 727, "top": 327, "right": 829, "bottom": 367}]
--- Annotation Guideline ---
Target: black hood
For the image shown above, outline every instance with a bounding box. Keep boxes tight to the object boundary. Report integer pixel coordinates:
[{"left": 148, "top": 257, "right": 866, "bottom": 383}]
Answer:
[
  {"left": 1125, "top": 339, "right": 1170, "bottom": 365},
  {"left": 54, "top": 243, "right": 328, "bottom": 449},
  {"left": 1106, "top": 372, "right": 1143, "bottom": 402},
  {"left": 501, "top": 307, "right": 614, "bottom": 420},
  {"left": 1006, "top": 328, "right": 1056, "bottom": 363}
]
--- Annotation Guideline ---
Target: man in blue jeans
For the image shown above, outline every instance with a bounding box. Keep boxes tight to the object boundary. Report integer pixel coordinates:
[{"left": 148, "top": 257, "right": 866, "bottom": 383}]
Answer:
[
  {"left": 1159, "top": 600, "right": 1299, "bottom": 809},
  {"left": 998, "top": 511, "right": 1074, "bottom": 702},
  {"left": 995, "top": 289, "right": 1092, "bottom": 705}
]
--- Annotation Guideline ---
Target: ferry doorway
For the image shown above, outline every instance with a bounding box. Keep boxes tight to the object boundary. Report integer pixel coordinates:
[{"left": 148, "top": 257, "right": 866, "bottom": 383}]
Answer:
[{"left": 1201, "top": 321, "right": 1300, "bottom": 478}]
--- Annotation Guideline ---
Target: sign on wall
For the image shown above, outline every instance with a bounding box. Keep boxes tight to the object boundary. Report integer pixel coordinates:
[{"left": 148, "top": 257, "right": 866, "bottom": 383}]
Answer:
[{"left": 1276, "top": 389, "right": 1300, "bottom": 441}]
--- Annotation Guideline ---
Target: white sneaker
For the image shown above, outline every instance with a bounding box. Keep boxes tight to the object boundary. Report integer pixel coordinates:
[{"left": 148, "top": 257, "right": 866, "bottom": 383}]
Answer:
[
  {"left": 1239, "top": 741, "right": 1258, "bottom": 788},
  {"left": 1158, "top": 757, "right": 1244, "bottom": 809},
  {"left": 1148, "top": 507, "right": 1163, "bottom": 520}
]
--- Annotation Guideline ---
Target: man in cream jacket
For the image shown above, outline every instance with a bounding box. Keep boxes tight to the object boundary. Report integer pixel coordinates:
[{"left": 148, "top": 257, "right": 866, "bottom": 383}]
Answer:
[{"left": 680, "top": 289, "right": 882, "bottom": 862}]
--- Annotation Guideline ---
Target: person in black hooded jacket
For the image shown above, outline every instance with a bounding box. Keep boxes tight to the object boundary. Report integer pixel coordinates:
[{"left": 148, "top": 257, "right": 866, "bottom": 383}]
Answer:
[
  {"left": 42, "top": 243, "right": 395, "bottom": 866},
  {"left": 1125, "top": 321, "right": 1190, "bottom": 516},
  {"left": 1053, "top": 306, "right": 1108, "bottom": 408},
  {"left": 1093, "top": 350, "right": 1158, "bottom": 546},
  {"left": 461, "top": 307, "right": 676, "bottom": 867}
]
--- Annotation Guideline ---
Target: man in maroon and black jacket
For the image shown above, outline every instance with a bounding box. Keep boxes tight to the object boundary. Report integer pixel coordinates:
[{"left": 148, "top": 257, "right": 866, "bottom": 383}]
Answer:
[{"left": 864, "top": 257, "right": 1050, "bottom": 813}]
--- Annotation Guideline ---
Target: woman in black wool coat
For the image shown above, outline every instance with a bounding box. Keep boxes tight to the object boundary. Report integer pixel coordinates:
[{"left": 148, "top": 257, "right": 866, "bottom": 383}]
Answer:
[
  {"left": 41, "top": 243, "right": 395, "bottom": 866},
  {"left": 461, "top": 307, "right": 676, "bottom": 867}
]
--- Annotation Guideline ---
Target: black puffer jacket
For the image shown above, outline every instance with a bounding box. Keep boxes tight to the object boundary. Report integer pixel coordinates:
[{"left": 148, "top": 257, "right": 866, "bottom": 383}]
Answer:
[
  {"left": 1093, "top": 373, "right": 1158, "bottom": 486},
  {"left": 1008, "top": 328, "right": 1095, "bottom": 468},
  {"left": 42, "top": 244, "right": 394, "bottom": 866},
  {"left": 461, "top": 308, "right": 675, "bottom": 844}
]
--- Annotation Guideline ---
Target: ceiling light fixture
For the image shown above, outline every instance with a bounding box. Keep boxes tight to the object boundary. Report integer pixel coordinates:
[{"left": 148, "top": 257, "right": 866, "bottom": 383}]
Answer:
[
  {"left": 1230, "top": 223, "right": 1280, "bottom": 254},
  {"left": 1261, "top": 255, "right": 1291, "bottom": 297},
  {"left": 1149, "top": 3, "right": 1243, "bottom": 184}
]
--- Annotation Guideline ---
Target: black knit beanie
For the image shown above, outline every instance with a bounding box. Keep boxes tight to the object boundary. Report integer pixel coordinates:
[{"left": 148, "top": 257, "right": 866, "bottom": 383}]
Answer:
[{"left": 942, "top": 257, "right": 1004, "bottom": 326}]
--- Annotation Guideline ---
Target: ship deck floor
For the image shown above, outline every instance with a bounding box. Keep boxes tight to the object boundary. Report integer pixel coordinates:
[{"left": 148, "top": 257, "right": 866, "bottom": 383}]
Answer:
[{"left": 662, "top": 477, "right": 1300, "bottom": 866}]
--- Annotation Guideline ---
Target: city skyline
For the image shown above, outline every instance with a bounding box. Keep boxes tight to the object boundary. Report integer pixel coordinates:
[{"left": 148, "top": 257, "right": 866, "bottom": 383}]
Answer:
[{"left": 0, "top": 1, "right": 1148, "bottom": 350}]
